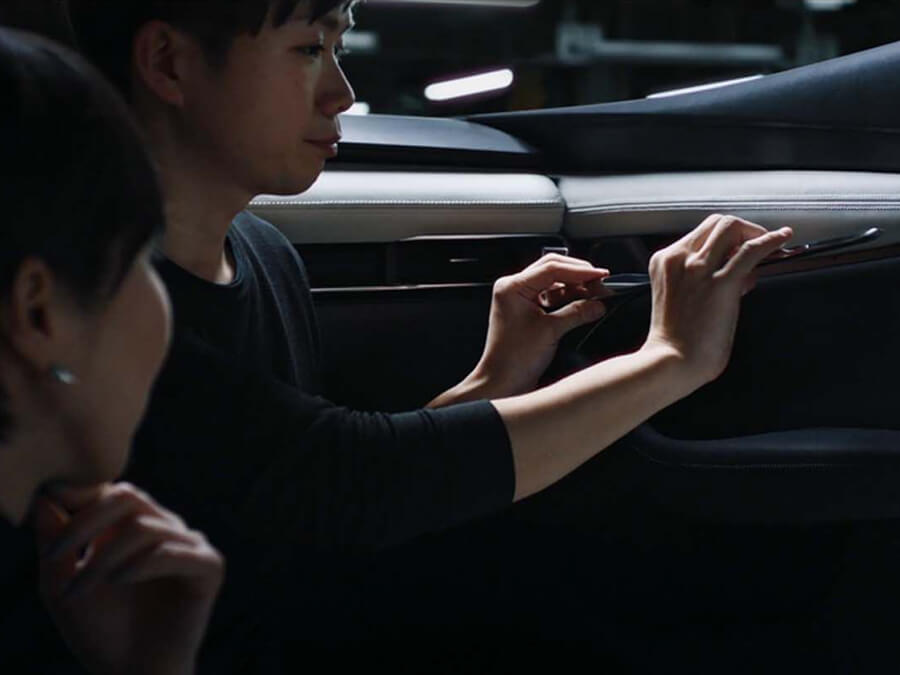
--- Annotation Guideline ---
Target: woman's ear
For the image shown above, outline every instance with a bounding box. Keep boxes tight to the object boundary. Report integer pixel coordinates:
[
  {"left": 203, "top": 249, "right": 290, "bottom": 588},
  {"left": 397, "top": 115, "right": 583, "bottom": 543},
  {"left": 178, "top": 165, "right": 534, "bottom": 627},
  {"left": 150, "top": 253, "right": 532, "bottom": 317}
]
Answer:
[
  {"left": 1, "top": 258, "right": 64, "bottom": 374},
  {"left": 132, "top": 20, "right": 193, "bottom": 108}
]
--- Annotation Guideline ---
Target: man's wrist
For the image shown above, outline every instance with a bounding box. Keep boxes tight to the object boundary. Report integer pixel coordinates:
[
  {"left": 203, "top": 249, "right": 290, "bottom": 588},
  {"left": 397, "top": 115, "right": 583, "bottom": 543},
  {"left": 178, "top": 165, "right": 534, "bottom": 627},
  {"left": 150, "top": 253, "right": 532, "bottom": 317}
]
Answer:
[
  {"left": 454, "top": 365, "right": 496, "bottom": 400},
  {"left": 466, "top": 358, "right": 528, "bottom": 400},
  {"left": 427, "top": 366, "right": 495, "bottom": 408},
  {"left": 637, "top": 339, "right": 705, "bottom": 398}
]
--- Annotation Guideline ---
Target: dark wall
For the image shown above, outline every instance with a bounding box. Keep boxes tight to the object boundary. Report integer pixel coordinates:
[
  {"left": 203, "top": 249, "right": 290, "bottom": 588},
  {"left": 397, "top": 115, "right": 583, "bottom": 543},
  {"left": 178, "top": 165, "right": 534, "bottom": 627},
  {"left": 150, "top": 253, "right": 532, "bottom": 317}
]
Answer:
[{"left": 346, "top": 0, "right": 900, "bottom": 116}]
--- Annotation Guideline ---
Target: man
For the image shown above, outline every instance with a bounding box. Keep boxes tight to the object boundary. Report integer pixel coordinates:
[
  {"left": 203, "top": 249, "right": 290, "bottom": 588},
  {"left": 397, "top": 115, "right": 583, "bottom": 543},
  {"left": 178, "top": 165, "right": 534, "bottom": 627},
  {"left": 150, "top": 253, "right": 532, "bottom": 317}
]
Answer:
[{"left": 12, "top": 0, "right": 792, "bottom": 671}]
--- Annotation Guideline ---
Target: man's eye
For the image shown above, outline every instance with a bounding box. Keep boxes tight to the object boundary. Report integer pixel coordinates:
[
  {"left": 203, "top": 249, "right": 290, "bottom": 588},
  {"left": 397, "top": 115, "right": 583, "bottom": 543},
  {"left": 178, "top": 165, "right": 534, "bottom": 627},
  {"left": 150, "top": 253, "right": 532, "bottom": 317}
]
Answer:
[{"left": 294, "top": 44, "right": 326, "bottom": 58}]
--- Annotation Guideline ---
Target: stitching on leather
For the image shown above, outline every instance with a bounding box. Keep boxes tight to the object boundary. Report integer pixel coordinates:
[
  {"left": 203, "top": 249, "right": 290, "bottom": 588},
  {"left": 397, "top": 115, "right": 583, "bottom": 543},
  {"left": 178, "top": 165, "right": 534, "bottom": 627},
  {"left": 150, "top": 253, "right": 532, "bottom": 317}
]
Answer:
[
  {"left": 569, "top": 202, "right": 900, "bottom": 214},
  {"left": 252, "top": 200, "right": 562, "bottom": 208},
  {"left": 567, "top": 194, "right": 900, "bottom": 203}
]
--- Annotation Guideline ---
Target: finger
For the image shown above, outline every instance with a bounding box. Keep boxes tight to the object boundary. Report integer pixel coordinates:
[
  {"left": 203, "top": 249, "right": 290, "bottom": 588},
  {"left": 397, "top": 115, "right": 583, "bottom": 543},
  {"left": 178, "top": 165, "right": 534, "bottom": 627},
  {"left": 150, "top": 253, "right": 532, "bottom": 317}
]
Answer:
[
  {"left": 538, "top": 276, "right": 614, "bottom": 308},
  {"left": 549, "top": 298, "right": 608, "bottom": 337},
  {"left": 44, "top": 483, "right": 107, "bottom": 513},
  {"left": 512, "top": 262, "right": 610, "bottom": 302},
  {"left": 101, "top": 483, "right": 185, "bottom": 529},
  {"left": 48, "top": 482, "right": 174, "bottom": 519},
  {"left": 583, "top": 276, "right": 616, "bottom": 299},
  {"left": 540, "top": 281, "right": 568, "bottom": 297},
  {"left": 34, "top": 498, "right": 81, "bottom": 600},
  {"left": 525, "top": 253, "right": 596, "bottom": 272},
  {"left": 63, "top": 518, "right": 200, "bottom": 598},
  {"left": 721, "top": 227, "right": 794, "bottom": 280},
  {"left": 696, "top": 216, "right": 768, "bottom": 268},
  {"left": 678, "top": 213, "right": 729, "bottom": 250},
  {"left": 539, "top": 283, "right": 593, "bottom": 309},
  {"left": 111, "top": 541, "right": 223, "bottom": 587},
  {"left": 42, "top": 485, "right": 161, "bottom": 561}
]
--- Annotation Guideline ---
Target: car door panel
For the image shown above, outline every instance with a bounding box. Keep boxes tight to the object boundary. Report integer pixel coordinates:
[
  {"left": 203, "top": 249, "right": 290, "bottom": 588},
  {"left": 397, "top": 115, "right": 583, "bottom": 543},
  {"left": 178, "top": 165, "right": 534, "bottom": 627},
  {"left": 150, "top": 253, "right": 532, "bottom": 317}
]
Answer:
[
  {"left": 252, "top": 171, "right": 563, "bottom": 244},
  {"left": 254, "top": 163, "right": 900, "bottom": 524},
  {"left": 561, "top": 171, "right": 900, "bottom": 246},
  {"left": 251, "top": 173, "right": 565, "bottom": 410},
  {"left": 552, "top": 171, "right": 900, "bottom": 523},
  {"left": 245, "top": 31, "right": 900, "bottom": 669}
]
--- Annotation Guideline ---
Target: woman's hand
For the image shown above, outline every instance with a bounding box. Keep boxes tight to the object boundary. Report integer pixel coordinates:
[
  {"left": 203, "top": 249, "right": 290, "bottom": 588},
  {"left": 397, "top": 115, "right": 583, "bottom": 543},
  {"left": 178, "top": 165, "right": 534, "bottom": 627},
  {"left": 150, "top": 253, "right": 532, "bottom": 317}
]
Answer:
[
  {"left": 432, "top": 253, "right": 611, "bottom": 405},
  {"left": 33, "top": 483, "right": 224, "bottom": 675},
  {"left": 643, "top": 214, "right": 793, "bottom": 385}
]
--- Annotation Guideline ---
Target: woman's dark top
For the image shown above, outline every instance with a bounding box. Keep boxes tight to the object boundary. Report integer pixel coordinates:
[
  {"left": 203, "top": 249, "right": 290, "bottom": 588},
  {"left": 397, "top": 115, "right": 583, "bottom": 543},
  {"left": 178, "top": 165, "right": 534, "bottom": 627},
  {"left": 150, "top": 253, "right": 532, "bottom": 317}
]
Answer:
[{"left": 0, "top": 212, "right": 514, "bottom": 673}]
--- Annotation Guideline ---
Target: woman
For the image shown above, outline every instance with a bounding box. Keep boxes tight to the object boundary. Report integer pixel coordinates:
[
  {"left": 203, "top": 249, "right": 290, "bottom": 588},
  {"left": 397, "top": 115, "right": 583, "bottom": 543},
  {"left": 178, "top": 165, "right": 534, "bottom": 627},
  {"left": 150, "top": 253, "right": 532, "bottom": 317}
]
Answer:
[{"left": 0, "top": 27, "right": 222, "bottom": 675}]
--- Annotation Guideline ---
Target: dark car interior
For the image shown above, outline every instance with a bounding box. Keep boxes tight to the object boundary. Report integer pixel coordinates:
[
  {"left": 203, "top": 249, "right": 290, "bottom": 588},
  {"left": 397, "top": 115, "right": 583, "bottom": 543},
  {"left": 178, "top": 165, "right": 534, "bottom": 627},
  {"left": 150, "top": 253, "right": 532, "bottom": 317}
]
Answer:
[
  {"left": 245, "top": 34, "right": 900, "bottom": 672},
  {"left": 5, "top": 0, "right": 899, "bottom": 671}
]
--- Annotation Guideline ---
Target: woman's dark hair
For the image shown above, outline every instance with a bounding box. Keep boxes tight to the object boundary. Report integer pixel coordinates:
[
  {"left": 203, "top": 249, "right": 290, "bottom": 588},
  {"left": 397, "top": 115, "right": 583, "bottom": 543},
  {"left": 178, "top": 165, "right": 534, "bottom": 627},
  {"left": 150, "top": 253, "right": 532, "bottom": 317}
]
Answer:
[
  {"left": 63, "top": 0, "right": 358, "bottom": 98},
  {"left": 0, "top": 27, "right": 163, "bottom": 305},
  {"left": 0, "top": 27, "right": 162, "bottom": 439}
]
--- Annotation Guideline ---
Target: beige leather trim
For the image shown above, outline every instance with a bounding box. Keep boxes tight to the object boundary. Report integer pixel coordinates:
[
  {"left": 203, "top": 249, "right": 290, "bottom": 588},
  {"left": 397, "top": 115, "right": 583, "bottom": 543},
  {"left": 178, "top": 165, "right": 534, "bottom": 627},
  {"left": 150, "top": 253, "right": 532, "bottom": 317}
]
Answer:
[
  {"left": 561, "top": 171, "right": 900, "bottom": 250},
  {"left": 250, "top": 171, "right": 564, "bottom": 244}
]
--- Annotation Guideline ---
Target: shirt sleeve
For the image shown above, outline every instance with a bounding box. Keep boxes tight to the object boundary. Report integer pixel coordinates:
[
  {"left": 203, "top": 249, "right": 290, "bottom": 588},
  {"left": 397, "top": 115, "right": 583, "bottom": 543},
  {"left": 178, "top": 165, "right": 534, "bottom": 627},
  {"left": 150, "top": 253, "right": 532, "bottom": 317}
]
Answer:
[{"left": 131, "top": 332, "right": 515, "bottom": 557}]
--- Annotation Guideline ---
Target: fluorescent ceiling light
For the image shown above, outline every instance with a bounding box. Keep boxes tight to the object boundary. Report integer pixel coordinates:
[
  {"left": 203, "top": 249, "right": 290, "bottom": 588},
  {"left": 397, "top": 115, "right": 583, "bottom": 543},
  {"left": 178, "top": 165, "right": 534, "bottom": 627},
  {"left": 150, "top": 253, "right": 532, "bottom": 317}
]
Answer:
[
  {"left": 648, "top": 74, "right": 764, "bottom": 99},
  {"left": 805, "top": 0, "right": 855, "bottom": 10},
  {"left": 370, "top": 0, "right": 539, "bottom": 7},
  {"left": 345, "top": 102, "right": 371, "bottom": 115},
  {"left": 343, "top": 31, "right": 379, "bottom": 53},
  {"left": 425, "top": 68, "right": 514, "bottom": 102}
]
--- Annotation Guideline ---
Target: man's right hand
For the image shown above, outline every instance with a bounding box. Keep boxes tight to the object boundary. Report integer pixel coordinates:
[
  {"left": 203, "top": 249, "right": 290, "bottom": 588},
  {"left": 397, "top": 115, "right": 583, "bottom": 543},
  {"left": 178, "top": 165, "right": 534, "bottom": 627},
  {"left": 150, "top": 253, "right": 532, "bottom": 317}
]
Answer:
[{"left": 643, "top": 214, "right": 793, "bottom": 385}]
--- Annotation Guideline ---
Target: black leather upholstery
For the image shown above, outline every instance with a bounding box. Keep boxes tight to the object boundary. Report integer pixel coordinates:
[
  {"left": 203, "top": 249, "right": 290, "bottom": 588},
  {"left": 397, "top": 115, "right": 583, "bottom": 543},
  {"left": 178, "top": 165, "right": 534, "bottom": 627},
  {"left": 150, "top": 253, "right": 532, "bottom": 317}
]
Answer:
[{"left": 473, "top": 41, "right": 900, "bottom": 173}]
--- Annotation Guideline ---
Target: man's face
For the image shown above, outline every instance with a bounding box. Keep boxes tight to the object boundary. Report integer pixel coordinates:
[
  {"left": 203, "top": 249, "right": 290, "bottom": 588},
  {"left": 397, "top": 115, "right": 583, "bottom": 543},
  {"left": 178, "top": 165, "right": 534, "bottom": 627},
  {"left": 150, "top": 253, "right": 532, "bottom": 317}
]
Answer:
[{"left": 177, "top": 4, "right": 355, "bottom": 198}]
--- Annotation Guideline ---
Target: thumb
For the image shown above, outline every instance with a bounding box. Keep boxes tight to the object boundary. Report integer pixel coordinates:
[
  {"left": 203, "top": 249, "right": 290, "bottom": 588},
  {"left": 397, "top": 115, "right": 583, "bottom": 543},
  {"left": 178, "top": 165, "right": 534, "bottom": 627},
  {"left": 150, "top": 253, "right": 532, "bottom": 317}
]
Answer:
[{"left": 550, "top": 299, "right": 607, "bottom": 337}]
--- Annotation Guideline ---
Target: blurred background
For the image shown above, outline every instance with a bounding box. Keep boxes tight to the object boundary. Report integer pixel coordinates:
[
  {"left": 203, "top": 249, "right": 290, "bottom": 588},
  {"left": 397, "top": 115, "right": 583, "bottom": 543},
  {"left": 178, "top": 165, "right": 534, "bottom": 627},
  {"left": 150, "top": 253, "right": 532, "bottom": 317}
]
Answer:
[
  {"left": 346, "top": 0, "right": 900, "bottom": 116},
  {"left": 5, "top": 0, "right": 898, "bottom": 118}
]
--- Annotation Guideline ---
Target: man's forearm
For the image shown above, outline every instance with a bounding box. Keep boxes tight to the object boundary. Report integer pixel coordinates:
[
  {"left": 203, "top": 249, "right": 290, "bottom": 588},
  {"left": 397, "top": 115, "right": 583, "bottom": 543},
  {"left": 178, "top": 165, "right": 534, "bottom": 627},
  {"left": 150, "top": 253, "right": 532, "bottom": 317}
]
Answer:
[
  {"left": 427, "top": 364, "right": 503, "bottom": 409},
  {"left": 493, "top": 343, "right": 701, "bottom": 502}
]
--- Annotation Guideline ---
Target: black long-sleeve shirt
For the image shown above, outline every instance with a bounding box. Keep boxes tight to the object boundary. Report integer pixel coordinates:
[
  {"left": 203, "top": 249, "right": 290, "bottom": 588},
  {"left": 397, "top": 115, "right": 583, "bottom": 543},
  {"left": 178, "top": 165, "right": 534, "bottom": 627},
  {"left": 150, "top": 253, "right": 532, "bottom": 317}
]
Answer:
[
  {"left": 129, "top": 211, "right": 515, "bottom": 553},
  {"left": 127, "top": 213, "right": 516, "bottom": 671},
  {"left": 131, "top": 331, "right": 515, "bottom": 556}
]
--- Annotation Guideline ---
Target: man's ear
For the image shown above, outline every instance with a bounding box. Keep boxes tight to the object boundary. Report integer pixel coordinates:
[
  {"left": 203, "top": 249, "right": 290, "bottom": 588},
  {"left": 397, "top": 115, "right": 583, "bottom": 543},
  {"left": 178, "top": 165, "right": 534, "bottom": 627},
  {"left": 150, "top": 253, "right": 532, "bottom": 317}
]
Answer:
[
  {"left": 132, "top": 20, "right": 196, "bottom": 108},
  {"left": 1, "top": 258, "right": 64, "bottom": 374}
]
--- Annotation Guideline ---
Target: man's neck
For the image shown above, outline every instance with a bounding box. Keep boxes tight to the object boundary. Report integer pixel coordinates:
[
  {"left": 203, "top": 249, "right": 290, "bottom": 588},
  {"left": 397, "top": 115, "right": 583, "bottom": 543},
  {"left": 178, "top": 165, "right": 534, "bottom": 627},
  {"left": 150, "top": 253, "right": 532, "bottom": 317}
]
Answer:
[
  {"left": 154, "top": 132, "right": 252, "bottom": 285},
  {"left": 162, "top": 214, "right": 238, "bottom": 285}
]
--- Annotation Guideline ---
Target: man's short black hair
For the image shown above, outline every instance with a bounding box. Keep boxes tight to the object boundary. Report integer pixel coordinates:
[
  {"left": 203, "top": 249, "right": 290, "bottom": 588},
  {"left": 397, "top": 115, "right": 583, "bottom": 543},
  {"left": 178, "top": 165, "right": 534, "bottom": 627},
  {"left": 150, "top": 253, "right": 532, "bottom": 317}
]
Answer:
[{"left": 64, "top": 0, "right": 356, "bottom": 98}]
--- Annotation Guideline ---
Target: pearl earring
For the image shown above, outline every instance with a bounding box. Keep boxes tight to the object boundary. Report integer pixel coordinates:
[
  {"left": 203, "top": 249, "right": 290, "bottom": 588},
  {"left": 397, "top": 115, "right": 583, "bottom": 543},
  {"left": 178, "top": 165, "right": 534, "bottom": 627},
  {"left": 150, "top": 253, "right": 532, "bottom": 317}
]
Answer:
[{"left": 49, "top": 365, "right": 78, "bottom": 385}]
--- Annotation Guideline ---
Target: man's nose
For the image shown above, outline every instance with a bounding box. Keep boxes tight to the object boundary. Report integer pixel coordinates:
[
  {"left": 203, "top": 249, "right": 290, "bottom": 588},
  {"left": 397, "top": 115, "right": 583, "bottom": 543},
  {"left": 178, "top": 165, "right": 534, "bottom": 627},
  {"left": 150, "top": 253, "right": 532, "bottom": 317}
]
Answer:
[{"left": 319, "top": 61, "right": 355, "bottom": 118}]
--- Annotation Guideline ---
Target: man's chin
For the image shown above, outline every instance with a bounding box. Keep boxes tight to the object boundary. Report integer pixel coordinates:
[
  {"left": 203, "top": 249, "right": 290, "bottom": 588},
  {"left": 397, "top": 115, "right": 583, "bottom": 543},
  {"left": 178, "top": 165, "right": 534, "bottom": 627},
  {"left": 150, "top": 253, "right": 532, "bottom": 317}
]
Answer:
[{"left": 261, "top": 168, "right": 324, "bottom": 197}]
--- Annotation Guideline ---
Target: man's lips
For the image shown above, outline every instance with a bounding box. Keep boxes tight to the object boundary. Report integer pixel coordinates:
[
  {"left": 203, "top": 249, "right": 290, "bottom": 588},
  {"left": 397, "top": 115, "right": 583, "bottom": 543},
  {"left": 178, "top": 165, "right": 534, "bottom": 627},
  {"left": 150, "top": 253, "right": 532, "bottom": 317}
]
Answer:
[
  {"left": 306, "top": 136, "right": 341, "bottom": 145},
  {"left": 305, "top": 137, "right": 341, "bottom": 157}
]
